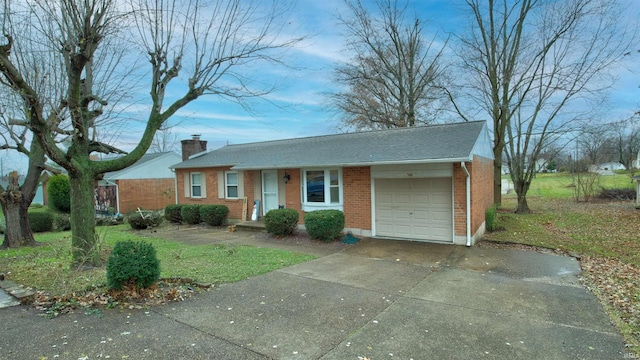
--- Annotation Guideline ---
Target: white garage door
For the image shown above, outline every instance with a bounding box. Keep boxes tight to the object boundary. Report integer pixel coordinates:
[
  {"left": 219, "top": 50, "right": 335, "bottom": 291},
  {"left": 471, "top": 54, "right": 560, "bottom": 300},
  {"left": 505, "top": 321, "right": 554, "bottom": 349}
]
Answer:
[{"left": 375, "top": 178, "right": 453, "bottom": 242}]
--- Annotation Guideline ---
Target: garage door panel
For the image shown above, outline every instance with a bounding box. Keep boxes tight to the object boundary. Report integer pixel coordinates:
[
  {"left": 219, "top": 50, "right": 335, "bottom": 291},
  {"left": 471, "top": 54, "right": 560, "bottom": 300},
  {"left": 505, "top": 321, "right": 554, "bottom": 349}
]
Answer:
[
  {"left": 375, "top": 177, "right": 452, "bottom": 242},
  {"left": 412, "top": 211, "right": 429, "bottom": 220},
  {"left": 395, "top": 210, "right": 413, "bottom": 220}
]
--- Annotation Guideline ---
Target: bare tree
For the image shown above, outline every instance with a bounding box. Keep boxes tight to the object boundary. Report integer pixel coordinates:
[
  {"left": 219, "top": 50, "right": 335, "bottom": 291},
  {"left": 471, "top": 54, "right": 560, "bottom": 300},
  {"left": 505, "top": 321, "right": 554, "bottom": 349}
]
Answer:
[
  {"left": 0, "top": 0, "right": 303, "bottom": 267},
  {"left": 150, "top": 122, "right": 181, "bottom": 153},
  {"left": 449, "top": 0, "right": 634, "bottom": 212},
  {"left": 331, "top": 0, "right": 447, "bottom": 130},
  {"left": 578, "top": 124, "right": 612, "bottom": 165}
]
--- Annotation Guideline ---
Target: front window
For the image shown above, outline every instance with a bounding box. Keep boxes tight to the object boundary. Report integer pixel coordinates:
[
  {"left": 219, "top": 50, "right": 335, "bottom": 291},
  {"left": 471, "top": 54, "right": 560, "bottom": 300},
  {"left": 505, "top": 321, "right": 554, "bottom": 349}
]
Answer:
[
  {"left": 303, "top": 169, "right": 342, "bottom": 210},
  {"left": 225, "top": 171, "right": 238, "bottom": 198},
  {"left": 191, "top": 173, "right": 202, "bottom": 197}
]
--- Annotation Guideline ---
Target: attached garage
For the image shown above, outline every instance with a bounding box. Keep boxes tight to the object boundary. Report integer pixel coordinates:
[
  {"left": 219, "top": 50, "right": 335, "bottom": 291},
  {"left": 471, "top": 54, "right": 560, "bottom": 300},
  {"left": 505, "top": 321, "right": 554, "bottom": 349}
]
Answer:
[{"left": 374, "top": 177, "right": 453, "bottom": 242}]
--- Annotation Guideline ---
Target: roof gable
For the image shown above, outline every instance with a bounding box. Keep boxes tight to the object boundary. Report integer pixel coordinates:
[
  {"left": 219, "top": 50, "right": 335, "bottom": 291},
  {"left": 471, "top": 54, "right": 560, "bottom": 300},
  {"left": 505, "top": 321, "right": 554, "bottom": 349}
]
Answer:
[
  {"left": 172, "top": 121, "right": 491, "bottom": 170},
  {"left": 104, "top": 152, "right": 181, "bottom": 180}
]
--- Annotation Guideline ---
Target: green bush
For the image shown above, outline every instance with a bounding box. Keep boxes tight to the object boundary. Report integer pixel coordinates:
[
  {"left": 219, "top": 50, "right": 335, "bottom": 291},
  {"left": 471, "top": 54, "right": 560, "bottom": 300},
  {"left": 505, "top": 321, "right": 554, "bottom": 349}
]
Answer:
[
  {"left": 181, "top": 205, "right": 201, "bottom": 225},
  {"left": 127, "top": 211, "right": 163, "bottom": 230},
  {"left": 47, "top": 174, "right": 71, "bottom": 213},
  {"left": 106, "top": 240, "right": 160, "bottom": 290},
  {"left": 28, "top": 211, "right": 54, "bottom": 233},
  {"left": 200, "top": 205, "right": 229, "bottom": 226},
  {"left": 164, "top": 204, "right": 183, "bottom": 223},
  {"left": 485, "top": 205, "right": 497, "bottom": 232},
  {"left": 96, "top": 215, "right": 124, "bottom": 227},
  {"left": 264, "top": 208, "right": 299, "bottom": 236},
  {"left": 54, "top": 213, "right": 71, "bottom": 231},
  {"left": 304, "top": 210, "right": 345, "bottom": 242},
  {"left": 0, "top": 220, "right": 5, "bottom": 234}
]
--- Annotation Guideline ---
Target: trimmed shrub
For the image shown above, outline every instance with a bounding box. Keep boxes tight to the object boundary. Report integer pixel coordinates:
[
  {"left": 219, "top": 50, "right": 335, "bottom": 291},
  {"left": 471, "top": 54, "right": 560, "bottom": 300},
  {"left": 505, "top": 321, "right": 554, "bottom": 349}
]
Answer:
[
  {"left": 127, "top": 211, "right": 163, "bottom": 230},
  {"left": 304, "top": 210, "right": 345, "bottom": 242},
  {"left": 28, "top": 211, "right": 54, "bottom": 233},
  {"left": 54, "top": 213, "right": 71, "bottom": 231},
  {"left": 181, "top": 205, "right": 201, "bottom": 225},
  {"left": 264, "top": 208, "right": 299, "bottom": 236},
  {"left": 106, "top": 240, "right": 160, "bottom": 290},
  {"left": 47, "top": 174, "right": 71, "bottom": 213},
  {"left": 200, "top": 205, "right": 229, "bottom": 227},
  {"left": 485, "top": 205, "right": 497, "bottom": 232},
  {"left": 164, "top": 204, "right": 183, "bottom": 223},
  {"left": 96, "top": 215, "right": 124, "bottom": 227}
]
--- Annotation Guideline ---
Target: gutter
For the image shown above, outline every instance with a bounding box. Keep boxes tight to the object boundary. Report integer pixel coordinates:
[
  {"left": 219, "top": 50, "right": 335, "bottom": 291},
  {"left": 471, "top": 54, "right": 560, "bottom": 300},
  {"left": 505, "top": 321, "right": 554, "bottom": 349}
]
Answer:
[{"left": 461, "top": 162, "right": 471, "bottom": 247}]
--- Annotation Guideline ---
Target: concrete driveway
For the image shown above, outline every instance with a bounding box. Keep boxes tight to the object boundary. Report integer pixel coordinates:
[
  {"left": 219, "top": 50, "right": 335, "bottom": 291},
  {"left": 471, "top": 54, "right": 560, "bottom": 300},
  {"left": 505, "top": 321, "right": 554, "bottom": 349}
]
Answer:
[{"left": 0, "top": 230, "right": 627, "bottom": 359}]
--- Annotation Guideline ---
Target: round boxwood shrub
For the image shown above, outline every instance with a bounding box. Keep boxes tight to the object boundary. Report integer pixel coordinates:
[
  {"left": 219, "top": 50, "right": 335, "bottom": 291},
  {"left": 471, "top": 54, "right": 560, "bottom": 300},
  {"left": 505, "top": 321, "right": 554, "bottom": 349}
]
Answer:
[
  {"left": 54, "top": 213, "right": 71, "bottom": 231},
  {"left": 304, "top": 210, "right": 345, "bottom": 242},
  {"left": 28, "top": 211, "right": 54, "bottom": 233},
  {"left": 264, "top": 208, "right": 299, "bottom": 236},
  {"left": 127, "top": 211, "right": 163, "bottom": 230},
  {"left": 164, "top": 204, "right": 183, "bottom": 223},
  {"left": 106, "top": 240, "right": 160, "bottom": 290},
  {"left": 181, "top": 205, "right": 201, "bottom": 225},
  {"left": 200, "top": 205, "right": 229, "bottom": 226},
  {"left": 47, "top": 174, "right": 71, "bottom": 213}
]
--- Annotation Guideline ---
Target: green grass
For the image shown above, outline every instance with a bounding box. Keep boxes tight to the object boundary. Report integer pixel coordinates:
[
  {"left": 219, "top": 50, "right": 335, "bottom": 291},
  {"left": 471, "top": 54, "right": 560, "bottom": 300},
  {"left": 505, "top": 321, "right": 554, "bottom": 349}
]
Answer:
[
  {"left": 0, "top": 224, "right": 315, "bottom": 296},
  {"left": 503, "top": 171, "right": 635, "bottom": 198}
]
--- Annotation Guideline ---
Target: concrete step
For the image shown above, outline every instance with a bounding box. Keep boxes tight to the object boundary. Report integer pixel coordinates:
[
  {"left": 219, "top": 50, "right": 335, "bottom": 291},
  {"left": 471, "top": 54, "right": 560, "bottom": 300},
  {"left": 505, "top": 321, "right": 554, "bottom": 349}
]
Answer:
[{"left": 0, "top": 280, "right": 35, "bottom": 304}]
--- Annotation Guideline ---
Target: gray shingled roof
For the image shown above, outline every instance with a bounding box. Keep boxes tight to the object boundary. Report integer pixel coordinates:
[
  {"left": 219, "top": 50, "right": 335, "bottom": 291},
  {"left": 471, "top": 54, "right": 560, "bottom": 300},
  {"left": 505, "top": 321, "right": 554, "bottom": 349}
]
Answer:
[{"left": 172, "top": 121, "right": 488, "bottom": 170}]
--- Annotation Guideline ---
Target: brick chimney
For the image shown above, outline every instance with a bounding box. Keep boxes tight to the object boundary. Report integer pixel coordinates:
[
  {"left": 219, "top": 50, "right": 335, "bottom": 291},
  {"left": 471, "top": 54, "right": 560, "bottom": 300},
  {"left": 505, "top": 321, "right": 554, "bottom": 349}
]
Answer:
[{"left": 181, "top": 134, "right": 208, "bottom": 161}]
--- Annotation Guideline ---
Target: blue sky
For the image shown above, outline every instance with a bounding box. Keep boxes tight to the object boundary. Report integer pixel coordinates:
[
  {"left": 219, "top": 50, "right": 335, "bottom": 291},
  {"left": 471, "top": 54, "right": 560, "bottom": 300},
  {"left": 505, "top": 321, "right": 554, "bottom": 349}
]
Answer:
[{"left": 2, "top": 0, "right": 639, "bottom": 175}]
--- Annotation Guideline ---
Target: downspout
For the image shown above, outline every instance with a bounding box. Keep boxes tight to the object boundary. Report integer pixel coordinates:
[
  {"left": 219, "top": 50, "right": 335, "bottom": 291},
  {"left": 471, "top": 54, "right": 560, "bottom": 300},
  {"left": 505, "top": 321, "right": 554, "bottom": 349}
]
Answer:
[
  {"left": 172, "top": 168, "right": 178, "bottom": 204},
  {"left": 461, "top": 162, "right": 471, "bottom": 247}
]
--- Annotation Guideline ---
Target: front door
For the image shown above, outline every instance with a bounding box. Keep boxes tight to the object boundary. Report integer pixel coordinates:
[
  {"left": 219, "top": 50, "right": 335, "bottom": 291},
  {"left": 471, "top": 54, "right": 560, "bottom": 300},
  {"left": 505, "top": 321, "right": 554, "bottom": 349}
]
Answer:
[{"left": 261, "top": 170, "right": 279, "bottom": 215}]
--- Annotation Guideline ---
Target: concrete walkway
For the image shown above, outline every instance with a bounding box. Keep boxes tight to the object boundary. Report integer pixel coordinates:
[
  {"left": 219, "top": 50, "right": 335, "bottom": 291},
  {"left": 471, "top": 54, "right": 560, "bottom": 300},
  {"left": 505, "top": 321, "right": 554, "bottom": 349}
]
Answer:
[{"left": 0, "top": 228, "right": 627, "bottom": 359}]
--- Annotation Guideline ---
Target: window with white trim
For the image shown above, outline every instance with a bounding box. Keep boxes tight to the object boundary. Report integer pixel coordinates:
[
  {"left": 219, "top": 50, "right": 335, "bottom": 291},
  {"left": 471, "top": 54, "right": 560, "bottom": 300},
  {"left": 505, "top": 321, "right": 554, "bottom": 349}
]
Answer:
[
  {"left": 225, "top": 171, "right": 239, "bottom": 198},
  {"left": 191, "top": 173, "right": 202, "bottom": 197},
  {"left": 302, "top": 169, "right": 342, "bottom": 210}
]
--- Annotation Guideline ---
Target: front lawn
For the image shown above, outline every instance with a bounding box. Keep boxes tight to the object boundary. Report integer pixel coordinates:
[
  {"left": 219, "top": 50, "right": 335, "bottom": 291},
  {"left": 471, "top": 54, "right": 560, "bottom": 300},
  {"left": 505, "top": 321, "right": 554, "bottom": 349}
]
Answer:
[{"left": 0, "top": 224, "right": 315, "bottom": 297}]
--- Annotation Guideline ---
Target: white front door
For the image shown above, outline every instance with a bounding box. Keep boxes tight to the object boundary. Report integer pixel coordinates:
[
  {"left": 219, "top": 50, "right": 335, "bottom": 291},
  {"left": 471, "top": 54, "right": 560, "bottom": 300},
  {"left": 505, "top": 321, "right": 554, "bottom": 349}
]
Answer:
[{"left": 261, "top": 170, "right": 279, "bottom": 215}]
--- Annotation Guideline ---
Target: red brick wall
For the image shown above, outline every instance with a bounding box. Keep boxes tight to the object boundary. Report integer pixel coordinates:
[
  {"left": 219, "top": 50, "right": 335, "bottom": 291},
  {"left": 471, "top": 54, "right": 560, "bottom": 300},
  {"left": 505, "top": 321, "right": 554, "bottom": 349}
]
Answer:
[
  {"left": 470, "top": 155, "right": 494, "bottom": 232},
  {"left": 343, "top": 167, "right": 371, "bottom": 230},
  {"left": 175, "top": 167, "right": 255, "bottom": 220},
  {"left": 453, "top": 156, "right": 495, "bottom": 237},
  {"left": 453, "top": 163, "right": 467, "bottom": 236},
  {"left": 284, "top": 169, "right": 304, "bottom": 223},
  {"left": 117, "top": 178, "right": 175, "bottom": 213}
]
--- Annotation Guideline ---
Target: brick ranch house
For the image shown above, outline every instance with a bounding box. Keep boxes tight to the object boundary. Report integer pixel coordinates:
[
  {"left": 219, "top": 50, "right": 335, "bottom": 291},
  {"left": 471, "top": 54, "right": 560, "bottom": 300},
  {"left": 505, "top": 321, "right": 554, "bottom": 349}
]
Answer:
[
  {"left": 171, "top": 121, "right": 494, "bottom": 246},
  {"left": 95, "top": 152, "right": 181, "bottom": 215}
]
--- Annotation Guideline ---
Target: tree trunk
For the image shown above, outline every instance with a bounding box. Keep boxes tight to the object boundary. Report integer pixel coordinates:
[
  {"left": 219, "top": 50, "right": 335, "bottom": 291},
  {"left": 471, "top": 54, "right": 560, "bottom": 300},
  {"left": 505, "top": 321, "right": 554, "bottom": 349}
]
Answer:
[
  {"left": 1, "top": 199, "right": 23, "bottom": 248},
  {"left": 493, "top": 149, "right": 503, "bottom": 207},
  {"left": 1, "top": 171, "right": 37, "bottom": 248},
  {"left": 69, "top": 171, "right": 101, "bottom": 268},
  {"left": 514, "top": 179, "right": 532, "bottom": 214}
]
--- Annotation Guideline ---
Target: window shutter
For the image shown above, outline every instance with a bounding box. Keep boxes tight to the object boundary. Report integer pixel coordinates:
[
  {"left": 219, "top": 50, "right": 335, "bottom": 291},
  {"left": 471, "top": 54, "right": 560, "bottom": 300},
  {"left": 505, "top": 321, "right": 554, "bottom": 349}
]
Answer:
[
  {"left": 183, "top": 172, "right": 190, "bottom": 198},
  {"left": 218, "top": 171, "right": 224, "bottom": 199},
  {"left": 201, "top": 173, "right": 207, "bottom": 198},
  {"left": 237, "top": 171, "right": 244, "bottom": 198}
]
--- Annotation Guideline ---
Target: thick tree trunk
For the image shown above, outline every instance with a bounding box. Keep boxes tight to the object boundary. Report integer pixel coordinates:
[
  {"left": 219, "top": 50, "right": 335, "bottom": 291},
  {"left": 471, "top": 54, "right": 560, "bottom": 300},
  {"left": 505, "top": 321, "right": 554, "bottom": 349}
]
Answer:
[
  {"left": 514, "top": 179, "right": 532, "bottom": 214},
  {"left": 1, "top": 171, "right": 37, "bottom": 248},
  {"left": 1, "top": 200, "right": 23, "bottom": 248},
  {"left": 69, "top": 171, "right": 101, "bottom": 268}
]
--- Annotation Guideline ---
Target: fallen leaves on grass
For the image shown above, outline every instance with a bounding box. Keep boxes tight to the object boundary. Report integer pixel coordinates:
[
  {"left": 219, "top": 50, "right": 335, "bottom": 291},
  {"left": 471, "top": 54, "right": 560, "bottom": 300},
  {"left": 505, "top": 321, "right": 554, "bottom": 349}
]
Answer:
[
  {"left": 31, "top": 279, "right": 210, "bottom": 318},
  {"left": 579, "top": 256, "right": 640, "bottom": 348}
]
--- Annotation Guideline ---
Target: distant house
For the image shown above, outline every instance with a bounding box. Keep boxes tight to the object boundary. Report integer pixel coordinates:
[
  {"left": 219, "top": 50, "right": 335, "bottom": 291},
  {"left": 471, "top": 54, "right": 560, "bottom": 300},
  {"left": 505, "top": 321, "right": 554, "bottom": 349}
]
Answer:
[
  {"left": 589, "top": 162, "right": 626, "bottom": 175},
  {"left": 96, "top": 152, "right": 181, "bottom": 214},
  {"left": 171, "top": 121, "right": 495, "bottom": 246}
]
